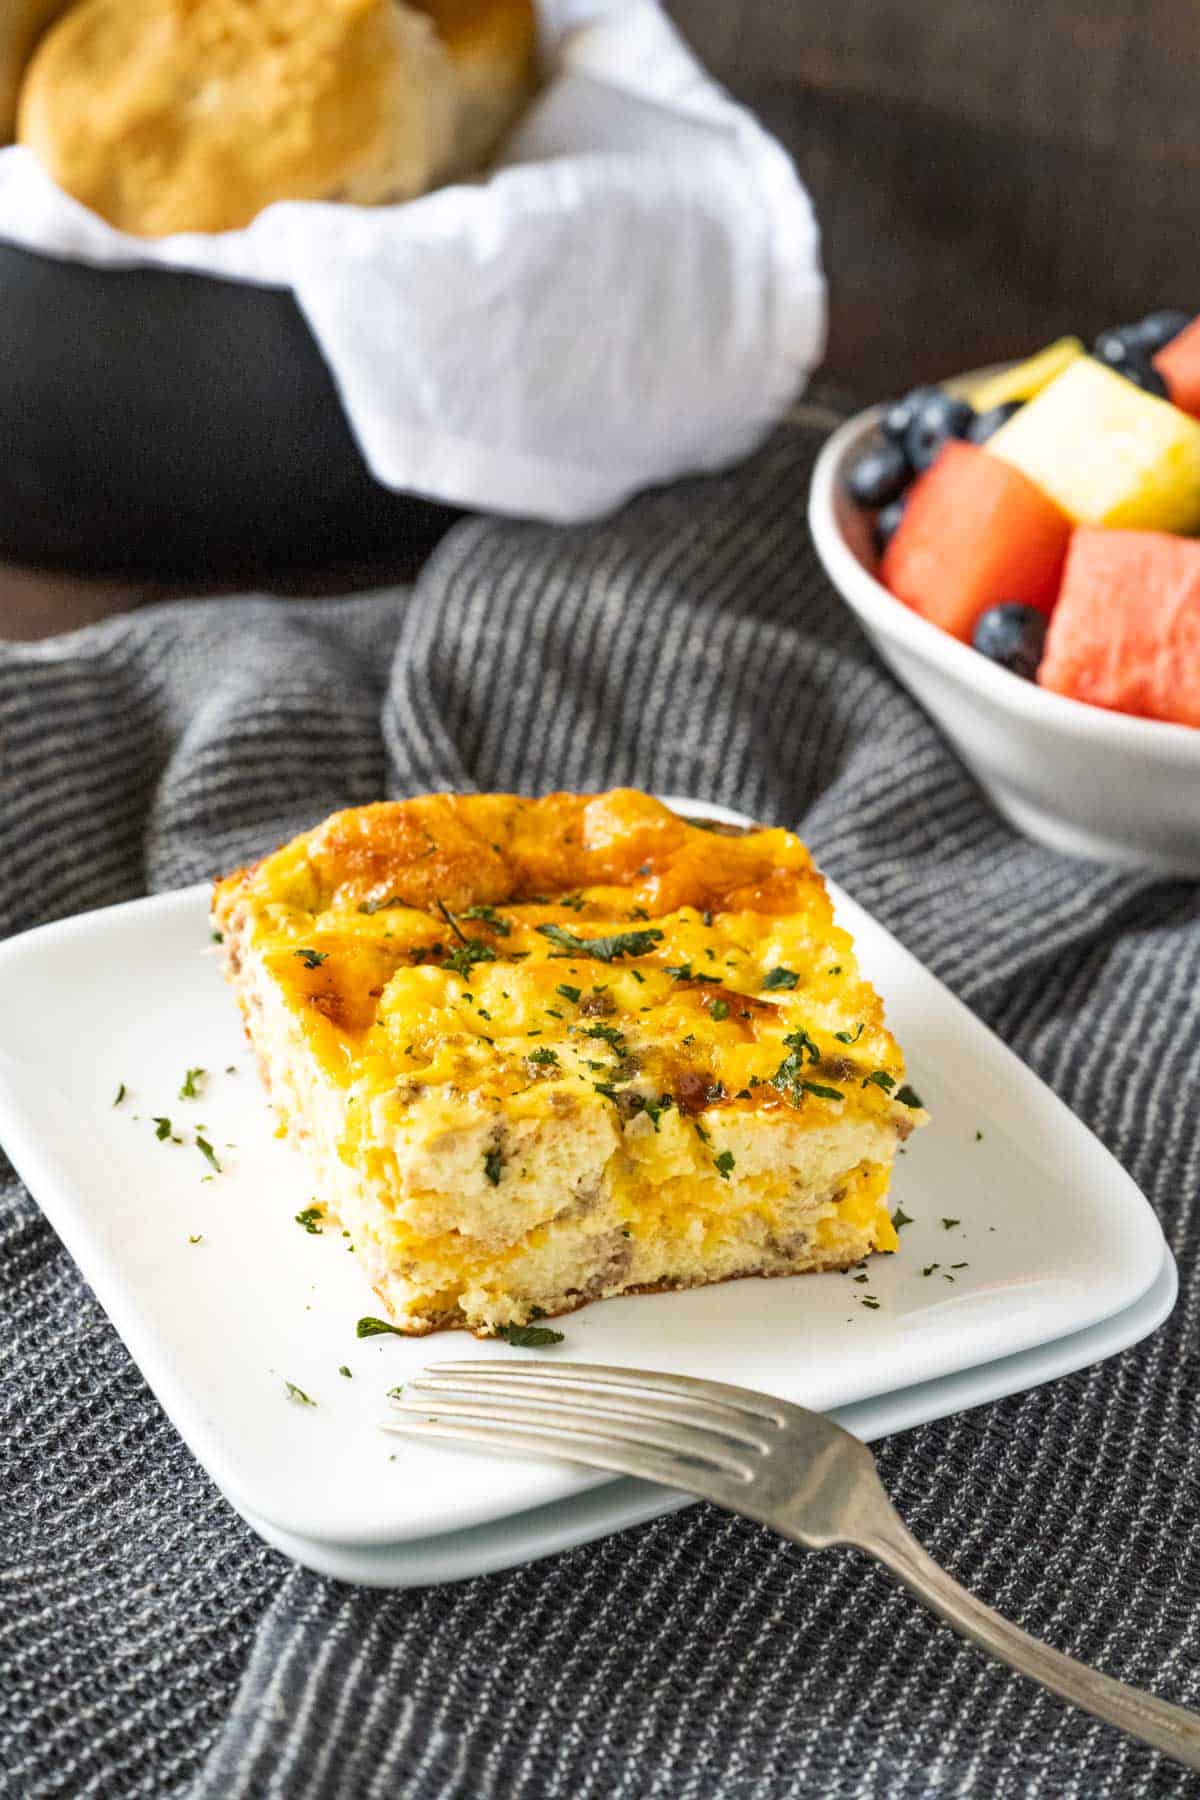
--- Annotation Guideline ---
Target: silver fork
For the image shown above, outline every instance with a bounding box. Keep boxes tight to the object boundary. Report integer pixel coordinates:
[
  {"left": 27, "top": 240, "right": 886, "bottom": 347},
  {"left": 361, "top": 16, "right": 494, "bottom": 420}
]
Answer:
[{"left": 383, "top": 1360, "right": 1200, "bottom": 1771}]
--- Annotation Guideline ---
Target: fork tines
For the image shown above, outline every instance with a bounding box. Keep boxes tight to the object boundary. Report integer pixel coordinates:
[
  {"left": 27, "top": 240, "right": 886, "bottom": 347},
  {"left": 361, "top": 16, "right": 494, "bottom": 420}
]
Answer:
[{"left": 379, "top": 1360, "right": 790, "bottom": 1496}]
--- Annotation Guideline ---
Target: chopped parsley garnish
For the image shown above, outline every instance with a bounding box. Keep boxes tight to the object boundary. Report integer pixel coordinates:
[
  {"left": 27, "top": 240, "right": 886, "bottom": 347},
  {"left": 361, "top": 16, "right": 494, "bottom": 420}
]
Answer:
[
  {"left": 558, "top": 893, "right": 586, "bottom": 911},
  {"left": 710, "top": 999, "right": 730, "bottom": 1022},
  {"left": 585, "top": 1023, "right": 626, "bottom": 1051},
  {"left": 828, "top": 965, "right": 842, "bottom": 976},
  {"left": 891, "top": 1207, "right": 913, "bottom": 1229},
  {"left": 770, "top": 1027, "right": 823, "bottom": 1101},
  {"left": 179, "top": 1067, "right": 206, "bottom": 1100},
  {"left": 441, "top": 940, "right": 497, "bottom": 978},
  {"left": 356, "top": 1316, "right": 405, "bottom": 1338},
  {"left": 484, "top": 1147, "right": 504, "bottom": 1185},
  {"left": 294, "top": 948, "right": 327, "bottom": 969},
  {"left": 460, "top": 903, "right": 511, "bottom": 936},
  {"left": 643, "top": 1095, "right": 673, "bottom": 1132},
  {"left": 630, "top": 968, "right": 646, "bottom": 984},
  {"left": 853, "top": 1273, "right": 868, "bottom": 1284},
  {"left": 861, "top": 1298, "right": 881, "bottom": 1311},
  {"left": 783, "top": 1027, "right": 821, "bottom": 1064},
  {"left": 556, "top": 983, "right": 582, "bottom": 1003},
  {"left": 153, "top": 1116, "right": 174, "bottom": 1141},
  {"left": 211, "top": 929, "right": 223, "bottom": 944},
  {"left": 113, "top": 1083, "right": 127, "bottom": 1107},
  {"left": 593, "top": 1082, "right": 622, "bottom": 1103},
  {"left": 762, "top": 967, "right": 800, "bottom": 991},
  {"left": 861, "top": 1070, "right": 897, "bottom": 1094},
  {"left": 801, "top": 1081, "right": 845, "bottom": 1102},
  {"left": 694, "top": 1120, "right": 711, "bottom": 1144},
  {"left": 338, "top": 1366, "right": 352, "bottom": 1379},
  {"left": 195, "top": 1135, "right": 222, "bottom": 1174},
  {"left": 941, "top": 1217, "right": 960, "bottom": 1230},
  {"left": 834, "top": 1024, "right": 864, "bottom": 1045},
  {"left": 387, "top": 1385, "right": 405, "bottom": 1399},
  {"left": 188, "top": 1234, "right": 203, "bottom": 1245},
  {"left": 951, "top": 1261, "right": 968, "bottom": 1270},
  {"left": 713, "top": 1150, "right": 735, "bottom": 1180},
  {"left": 895, "top": 1085, "right": 925, "bottom": 1109},
  {"left": 357, "top": 893, "right": 411, "bottom": 914},
  {"left": 922, "top": 1263, "right": 939, "bottom": 1277},
  {"left": 494, "top": 1322, "right": 565, "bottom": 1347},
  {"left": 538, "top": 923, "right": 664, "bottom": 962},
  {"left": 294, "top": 1204, "right": 324, "bottom": 1235},
  {"left": 975, "top": 1129, "right": 984, "bottom": 1141},
  {"left": 528, "top": 1047, "right": 560, "bottom": 1067},
  {"left": 285, "top": 1381, "right": 316, "bottom": 1406}
]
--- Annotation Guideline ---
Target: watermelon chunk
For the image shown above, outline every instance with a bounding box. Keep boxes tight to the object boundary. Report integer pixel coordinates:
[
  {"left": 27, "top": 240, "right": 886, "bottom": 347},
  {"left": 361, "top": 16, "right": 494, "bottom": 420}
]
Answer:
[
  {"left": 880, "top": 439, "right": 1071, "bottom": 642},
  {"left": 1154, "top": 315, "right": 1200, "bottom": 418},
  {"left": 1039, "top": 527, "right": 1200, "bottom": 727}
]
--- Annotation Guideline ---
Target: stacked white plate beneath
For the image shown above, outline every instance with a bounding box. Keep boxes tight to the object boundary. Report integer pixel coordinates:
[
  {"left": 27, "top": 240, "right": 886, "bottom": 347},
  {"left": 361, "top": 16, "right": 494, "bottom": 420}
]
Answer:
[{"left": 0, "top": 801, "right": 1173, "bottom": 1587}]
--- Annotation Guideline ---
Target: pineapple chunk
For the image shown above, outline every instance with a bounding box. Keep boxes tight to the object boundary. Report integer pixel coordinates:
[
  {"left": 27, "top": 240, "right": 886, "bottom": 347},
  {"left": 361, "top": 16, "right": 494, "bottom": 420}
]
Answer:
[
  {"left": 986, "top": 356, "right": 1200, "bottom": 533},
  {"left": 970, "top": 336, "right": 1084, "bottom": 413}
]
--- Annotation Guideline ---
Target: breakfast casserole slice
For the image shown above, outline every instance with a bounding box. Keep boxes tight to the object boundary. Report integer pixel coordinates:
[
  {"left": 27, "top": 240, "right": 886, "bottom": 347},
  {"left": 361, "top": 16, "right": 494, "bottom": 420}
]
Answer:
[{"left": 213, "top": 790, "right": 926, "bottom": 1334}]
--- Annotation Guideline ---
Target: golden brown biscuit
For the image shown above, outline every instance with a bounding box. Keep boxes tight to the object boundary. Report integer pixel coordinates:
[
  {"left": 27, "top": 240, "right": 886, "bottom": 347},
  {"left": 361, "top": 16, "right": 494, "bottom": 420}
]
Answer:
[
  {"left": 18, "top": 0, "right": 456, "bottom": 236},
  {"left": 0, "top": 0, "right": 71, "bottom": 140},
  {"left": 411, "top": 0, "right": 538, "bottom": 177}
]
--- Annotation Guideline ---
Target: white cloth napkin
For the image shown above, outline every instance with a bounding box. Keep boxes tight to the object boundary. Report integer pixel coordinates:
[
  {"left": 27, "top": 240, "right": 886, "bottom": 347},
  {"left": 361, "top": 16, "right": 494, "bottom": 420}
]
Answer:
[{"left": 0, "top": 0, "right": 825, "bottom": 521}]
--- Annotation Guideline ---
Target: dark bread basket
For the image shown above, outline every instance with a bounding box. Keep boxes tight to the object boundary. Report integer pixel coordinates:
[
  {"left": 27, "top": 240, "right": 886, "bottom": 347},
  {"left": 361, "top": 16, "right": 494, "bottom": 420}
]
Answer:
[{"left": 0, "top": 240, "right": 461, "bottom": 585}]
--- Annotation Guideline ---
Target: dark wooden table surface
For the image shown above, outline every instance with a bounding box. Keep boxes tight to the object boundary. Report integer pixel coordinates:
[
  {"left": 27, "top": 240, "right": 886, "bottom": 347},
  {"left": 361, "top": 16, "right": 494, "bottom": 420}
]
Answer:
[{"left": 7, "top": 0, "right": 1198, "bottom": 639}]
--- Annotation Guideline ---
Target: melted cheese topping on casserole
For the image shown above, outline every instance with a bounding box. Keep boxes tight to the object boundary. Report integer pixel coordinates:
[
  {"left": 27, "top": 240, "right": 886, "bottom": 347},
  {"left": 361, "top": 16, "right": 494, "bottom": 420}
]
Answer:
[{"left": 213, "top": 790, "right": 925, "bottom": 1333}]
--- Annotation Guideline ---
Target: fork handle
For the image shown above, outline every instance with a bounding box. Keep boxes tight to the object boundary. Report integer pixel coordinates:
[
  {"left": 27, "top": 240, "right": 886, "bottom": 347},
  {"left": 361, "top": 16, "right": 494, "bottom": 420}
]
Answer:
[{"left": 850, "top": 1503, "right": 1200, "bottom": 1770}]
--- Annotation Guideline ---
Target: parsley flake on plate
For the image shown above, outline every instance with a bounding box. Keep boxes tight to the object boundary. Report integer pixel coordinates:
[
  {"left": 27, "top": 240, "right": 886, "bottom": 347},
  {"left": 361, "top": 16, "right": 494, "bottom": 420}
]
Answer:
[
  {"left": 494, "top": 1322, "right": 565, "bottom": 1347},
  {"left": 195, "top": 1135, "right": 222, "bottom": 1174},
  {"left": 357, "top": 1316, "right": 405, "bottom": 1339}
]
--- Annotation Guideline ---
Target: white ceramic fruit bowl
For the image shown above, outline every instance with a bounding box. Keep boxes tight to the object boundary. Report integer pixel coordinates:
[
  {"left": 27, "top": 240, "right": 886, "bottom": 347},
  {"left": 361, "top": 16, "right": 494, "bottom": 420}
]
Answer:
[{"left": 808, "top": 379, "right": 1200, "bottom": 876}]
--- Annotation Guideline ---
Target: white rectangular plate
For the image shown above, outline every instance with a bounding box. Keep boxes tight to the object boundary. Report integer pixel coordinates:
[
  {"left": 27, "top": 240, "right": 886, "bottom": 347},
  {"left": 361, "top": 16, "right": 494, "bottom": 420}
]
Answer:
[{"left": 0, "top": 799, "right": 1167, "bottom": 1552}]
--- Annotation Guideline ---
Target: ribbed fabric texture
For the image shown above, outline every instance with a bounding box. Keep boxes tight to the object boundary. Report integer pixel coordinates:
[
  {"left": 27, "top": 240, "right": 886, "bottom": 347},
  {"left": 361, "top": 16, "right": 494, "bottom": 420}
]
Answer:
[{"left": 2, "top": 416, "right": 1199, "bottom": 1800}]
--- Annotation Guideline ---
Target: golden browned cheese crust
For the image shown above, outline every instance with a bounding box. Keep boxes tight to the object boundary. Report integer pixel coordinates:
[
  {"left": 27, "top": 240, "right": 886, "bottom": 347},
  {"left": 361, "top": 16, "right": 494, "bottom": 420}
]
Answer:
[{"left": 214, "top": 790, "right": 926, "bottom": 1335}]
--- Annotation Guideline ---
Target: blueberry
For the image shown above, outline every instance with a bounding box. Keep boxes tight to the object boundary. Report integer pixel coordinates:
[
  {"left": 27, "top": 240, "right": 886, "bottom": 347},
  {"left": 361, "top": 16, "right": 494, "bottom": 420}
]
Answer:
[
  {"left": 880, "top": 385, "right": 942, "bottom": 446},
  {"left": 845, "top": 438, "right": 908, "bottom": 508},
  {"left": 1121, "top": 359, "right": 1169, "bottom": 398},
  {"left": 1093, "top": 325, "right": 1142, "bottom": 369},
  {"left": 903, "top": 391, "right": 975, "bottom": 472},
  {"left": 967, "top": 400, "right": 1023, "bottom": 444},
  {"left": 874, "top": 496, "right": 907, "bottom": 553},
  {"left": 1134, "top": 309, "right": 1192, "bottom": 353},
  {"left": 972, "top": 604, "right": 1048, "bottom": 681}
]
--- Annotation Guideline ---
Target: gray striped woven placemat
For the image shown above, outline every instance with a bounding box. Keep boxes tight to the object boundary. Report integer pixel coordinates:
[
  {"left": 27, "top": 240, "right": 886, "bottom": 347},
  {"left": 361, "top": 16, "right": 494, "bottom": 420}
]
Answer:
[{"left": 2, "top": 418, "right": 1199, "bottom": 1800}]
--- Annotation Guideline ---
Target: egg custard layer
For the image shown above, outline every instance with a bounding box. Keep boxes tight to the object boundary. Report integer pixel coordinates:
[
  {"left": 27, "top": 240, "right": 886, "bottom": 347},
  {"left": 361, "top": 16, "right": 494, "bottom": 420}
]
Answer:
[{"left": 213, "top": 790, "right": 926, "bottom": 1335}]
